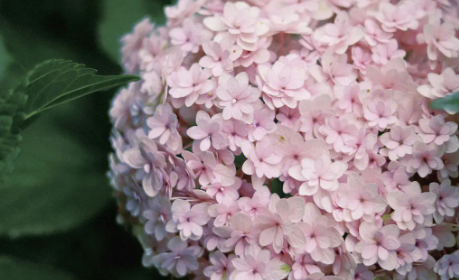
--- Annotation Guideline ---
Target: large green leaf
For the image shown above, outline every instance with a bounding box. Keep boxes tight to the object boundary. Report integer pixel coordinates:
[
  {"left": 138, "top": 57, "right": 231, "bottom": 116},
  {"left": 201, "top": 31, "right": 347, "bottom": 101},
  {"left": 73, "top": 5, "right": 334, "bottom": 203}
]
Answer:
[
  {"left": 0, "top": 112, "right": 111, "bottom": 237},
  {"left": 21, "top": 59, "right": 139, "bottom": 119},
  {"left": 430, "top": 91, "right": 459, "bottom": 114},
  {"left": 0, "top": 255, "right": 76, "bottom": 280},
  {"left": 97, "top": 0, "right": 171, "bottom": 62}
]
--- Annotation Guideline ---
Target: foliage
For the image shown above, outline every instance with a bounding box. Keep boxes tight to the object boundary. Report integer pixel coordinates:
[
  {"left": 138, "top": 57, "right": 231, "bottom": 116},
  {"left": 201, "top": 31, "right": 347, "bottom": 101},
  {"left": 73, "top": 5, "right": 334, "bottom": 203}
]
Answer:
[{"left": 0, "top": 0, "right": 172, "bottom": 278}]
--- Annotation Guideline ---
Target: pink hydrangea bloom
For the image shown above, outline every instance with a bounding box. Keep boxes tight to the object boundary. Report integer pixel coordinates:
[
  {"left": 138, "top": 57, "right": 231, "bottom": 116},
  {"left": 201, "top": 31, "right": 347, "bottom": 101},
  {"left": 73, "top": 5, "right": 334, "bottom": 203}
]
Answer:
[
  {"left": 166, "top": 199, "right": 210, "bottom": 240},
  {"left": 429, "top": 180, "right": 459, "bottom": 223},
  {"left": 354, "top": 223, "right": 401, "bottom": 270},
  {"left": 110, "top": 1, "right": 459, "bottom": 279},
  {"left": 230, "top": 244, "right": 290, "bottom": 280},
  {"left": 151, "top": 236, "right": 202, "bottom": 277},
  {"left": 254, "top": 197, "right": 306, "bottom": 253},
  {"left": 387, "top": 183, "right": 436, "bottom": 230},
  {"left": 216, "top": 72, "right": 261, "bottom": 123}
]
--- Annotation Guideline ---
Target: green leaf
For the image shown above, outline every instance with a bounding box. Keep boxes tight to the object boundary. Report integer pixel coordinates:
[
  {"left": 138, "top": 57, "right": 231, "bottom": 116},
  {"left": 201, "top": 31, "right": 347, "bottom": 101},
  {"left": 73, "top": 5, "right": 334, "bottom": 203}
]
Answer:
[
  {"left": 430, "top": 91, "right": 459, "bottom": 114},
  {"left": 0, "top": 36, "right": 12, "bottom": 81},
  {"left": 0, "top": 255, "right": 76, "bottom": 280},
  {"left": 0, "top": 113, "right": 111, "bottom": 237},
  {"left": 97, "top": 0, "right": 170, "bottom": 62},
  {"left": 21, "top": 59, "right": 139, "bottom": 119}
]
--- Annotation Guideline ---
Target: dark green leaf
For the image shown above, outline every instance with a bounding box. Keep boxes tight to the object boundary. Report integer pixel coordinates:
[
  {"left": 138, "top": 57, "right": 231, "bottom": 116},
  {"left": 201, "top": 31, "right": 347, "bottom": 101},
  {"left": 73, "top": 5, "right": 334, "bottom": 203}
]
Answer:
[
  {"left": 0, "top": 36, "right": 12, "bottom": 81},
  {"left": 21, "top": 59, "right": 139, "bottom": 119},
  {"left": 0, "top": 113, "right": 111, "bottom": 237},
  {"left": 430, "top": 91, "right": 459, "bottom": 114},
  {"left": 0, "top": 255, "right": 76, "bottom": 280},
  {"left": 97, "top": 0, "right": 170, "bottom": 62}
]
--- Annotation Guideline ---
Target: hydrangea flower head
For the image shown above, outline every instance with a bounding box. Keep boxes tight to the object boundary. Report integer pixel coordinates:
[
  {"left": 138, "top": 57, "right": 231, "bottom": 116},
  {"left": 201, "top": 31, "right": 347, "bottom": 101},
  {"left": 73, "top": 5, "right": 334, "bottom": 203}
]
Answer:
[{"left": 109, "top": 1, "right": 459, "bottom": 279}]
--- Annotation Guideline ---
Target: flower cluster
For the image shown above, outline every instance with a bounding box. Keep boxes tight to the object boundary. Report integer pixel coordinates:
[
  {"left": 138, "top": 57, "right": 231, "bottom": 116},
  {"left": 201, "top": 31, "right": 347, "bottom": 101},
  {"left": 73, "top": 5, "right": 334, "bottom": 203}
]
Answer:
[{"left": 109, "top": 0, "right": 459, "bottom": 279}]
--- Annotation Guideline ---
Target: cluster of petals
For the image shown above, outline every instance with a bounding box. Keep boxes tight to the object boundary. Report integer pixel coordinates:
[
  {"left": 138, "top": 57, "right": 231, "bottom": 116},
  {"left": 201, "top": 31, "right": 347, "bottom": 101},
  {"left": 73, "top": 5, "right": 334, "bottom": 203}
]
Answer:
[{"left": 109, "top": 0, "right": 459, "bottom": 279}]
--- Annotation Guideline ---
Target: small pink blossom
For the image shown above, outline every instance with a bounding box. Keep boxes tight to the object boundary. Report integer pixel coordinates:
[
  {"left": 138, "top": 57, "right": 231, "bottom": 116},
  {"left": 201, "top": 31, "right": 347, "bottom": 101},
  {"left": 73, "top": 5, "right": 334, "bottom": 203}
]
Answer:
[
  {"left": 337, "top": 173, "right": 387, "bottom": 221},
  {"left": 168, "top": 64, "right": 215, "bottom": 107},
  {"left": 230, "top": 244, "right": 290, "bottom": 280},
  {"left": 216, "top": 72, "right": 261, "bottom": 123},
  {"left": 289, "top": 154, "right": 347, "bottom": 195},
  {"left": 429, "top": 180, "right": 459, "bottom": 223},
  {"left": 151, "top": 236, "right": 202, "bottom": 276},
  {"left": 204, "top": 251, "right": 235, "bottom": 280},
  {"left": 169, "top": 18, "right": 212, "bottom": 53},
  {"left": 354, "top": 223, "right": 401, "bottom": 270},
  {"left": 374, "top": 2, "right": 419, "bottom": 32},
  {"left": 417, "top": 115, "right": 458, "bottom": 147},
  {"left": 371, "top": 39, "right": 406, "bottom": 65},
  {"left": 187, "top": 111, "right": 229, "bottom": 151},
  {"left": 402, "top": 142, "right": 445, "bottom": 178},
  {"left": 417, "top": 67, "right": 459, "bottom": 100},
  {"left": 387, "top": 184, "right": 436, "bottom": 230},
  {"left": 200, "top": 40, "right": 236, "bottom": 76},
  {"left": 363, "top": 19, "right": 392, "bottom": 46},
  {"left": 147, "top": 104, "right": 182, "bottom": 151},
  {"left": 419, "top": 19, "right": 459, "bottom": 61},
  {"left": 434, "top": 252, "right": 459, "bottom": 280},
  {"left": 166, "top": 199, "right": 210, "bottom": 240},
  {"left": 255, "top": 197, "right": 306, "bottom": 253},
  {"left": 313, "top": 12, "right": 363, "bottom": 54},
  {"left": 380, "top": 125, "right": 420, "bottom": 161}
]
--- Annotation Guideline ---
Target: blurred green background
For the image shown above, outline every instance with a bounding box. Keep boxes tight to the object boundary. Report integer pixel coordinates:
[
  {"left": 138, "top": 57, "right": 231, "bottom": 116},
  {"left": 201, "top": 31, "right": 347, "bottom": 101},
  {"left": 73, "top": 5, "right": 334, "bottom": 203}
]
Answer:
[{"left": 0, "top": 0, "right": 174, "bottom": 279}]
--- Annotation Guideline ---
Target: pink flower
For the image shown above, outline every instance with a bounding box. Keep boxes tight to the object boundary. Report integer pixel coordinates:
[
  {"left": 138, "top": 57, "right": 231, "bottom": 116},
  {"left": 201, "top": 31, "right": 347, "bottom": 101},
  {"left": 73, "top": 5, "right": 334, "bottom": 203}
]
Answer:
[
  {"left": 215, "top": 212, "right": 258, "bottom": 255},
  {"left": 313, "top": 12, "right": 363, "bottom": 54},
  {"left": 147, "top": 104, "right": 182, "bottom": 151},
  {"left": 380, "top": 126, "right": 420, "bottom": 161},
  {"left": 429, "top": 180, "right": 459, "bottom": 223},
  {"left": 363, "top": 19, "right": 392, "bottom": 47},
  {"left": 344, "top": 127, "right": 378, "bottom": 171},
  {"left": 204, "top": 252, "right": 235, "bottom": 280},
  {"left": 402, "top": 142, "right": 445, "bottom": 178},
  {"left": 216, "top": 72, "right": 261, "bottom": 123},
  {"left": 248, "top": 105, "right": 276, "bottom": 141},
  {"left": 289, "top": 154, "right": 347, "bottom": 195},
  {"left": 238, "top": 186, "right": 270, "bottom": 218},
  {"left": 221, "top": 119, "right": 250, "bottom": 152},
  {"left": 363, "top": 94, "right": 398, "bottom": 130},
  {"left": 257, "top": 59, "right": 310, "bottom": 109},
  {"left": 203, "top": 2, "right": 269, "bottom": 51},
  {"left": 230, "top": 244, "right": 290, "bottom": 280},
  {"left": 354, "top": 223, "right": 401, "bottom": 270},
  {"left": 374, "top": 2, "right": 419, "bottom": 32},
  {"left": 200, "top": 40, "right": 236, "bottom": 76},
  {"left": 337, "top": 173, "right": 386, "bottom": 221},
  {"left": 204, "top": 177, "right": 242, "bottom": 204},
  {"left": 417, "top": 115, "right": 458, "bottom": 147},
  {"left": 242, "top": 139, "right": 282, "bottom": 180},
  {"left": 290, "top": 253, "right": 321, "bottom": 280},
  {"left": 151, "top": 236, "right": 202, "bottom": 276},
  {"left": 387, "top": 184, "right": 436, "bottom": 230},
  {"left": 434, "top": 252, "right": 459, "bottom": 280},
  {"left": 296, "top": 203, "right": 343, "bottom": 264},
  {"left": 122, "top": 138, "right": 166, "bottom": 197},
  {"left": 319, "top": 115, "right": 358, "bottom": 153},
  {"left": 144, "top": 196, "right": 172, "bottom": 241},
  {"left": 371, "top": 39, "right": 406, "bottom": 65},
  {"left": 187, "top": 111, "right": 229, "bottom": 151},
  {"left": 333, "top": 82, "right": 364, "bottom": 116},
  {"left": 254, "top": 197, "right": 306, "bottom": 253},
  {"left": 309, "top": 52, "right": 358, "bottom": 86},
  {"left": 168, "top": 64, "right": 215, "bottom": 107},
  {"left": 182, "top": 150, "right": 236, "bottom": 186},
  {"left": 417, "top": 67, "right": 459, "bottom": 100},
  {"left": 169, "top": 18, "right": 212, "bottom": 53},
  {"left": 166, "top": 200, "right": 210, "bottom": 240},
  {"left": 420, "top": 18, "right": 459, "bottom": 61}
]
